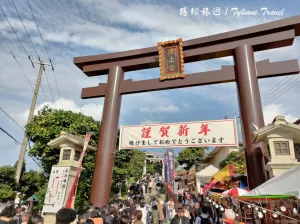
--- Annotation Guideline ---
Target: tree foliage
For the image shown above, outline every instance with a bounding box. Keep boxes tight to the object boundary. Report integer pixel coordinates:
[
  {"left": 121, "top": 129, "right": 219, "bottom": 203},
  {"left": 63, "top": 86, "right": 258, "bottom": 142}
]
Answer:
[
  {"left": 0, "top": 163, "right": 45, "bottom": 203},
  {"left": 177, "top": 147, "right": 207, "bottom": 170},
  {"left": 219, "top": 151, "right": 247, "bottom": 174},
  {"left": 25, "top": 106, "right": 145, "bottom": 213},
  {"left": 146, "top": 161, "right": 162, "bottom": 175}
]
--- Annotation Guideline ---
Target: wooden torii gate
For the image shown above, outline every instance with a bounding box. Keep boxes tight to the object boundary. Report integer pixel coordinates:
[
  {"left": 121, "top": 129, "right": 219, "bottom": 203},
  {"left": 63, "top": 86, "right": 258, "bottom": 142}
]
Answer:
[{"left": 74, "top": 16, "right": 300, "bottom": 207}]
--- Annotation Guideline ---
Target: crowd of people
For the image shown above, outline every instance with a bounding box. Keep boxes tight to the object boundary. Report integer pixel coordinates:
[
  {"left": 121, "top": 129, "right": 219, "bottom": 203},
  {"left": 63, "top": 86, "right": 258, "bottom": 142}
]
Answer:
[{"left": 0, "top": 175, "right": 225, "bottom": 224}]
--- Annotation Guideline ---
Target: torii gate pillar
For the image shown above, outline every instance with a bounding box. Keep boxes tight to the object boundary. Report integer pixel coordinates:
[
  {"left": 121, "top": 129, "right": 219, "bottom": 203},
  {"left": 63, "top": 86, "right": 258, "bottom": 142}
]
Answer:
[
  {"left": 89, "top": 66, "right": 124, "bottom": 206},
  {"left": 234, "top": 44, "right": 268, "bottom": 186}
]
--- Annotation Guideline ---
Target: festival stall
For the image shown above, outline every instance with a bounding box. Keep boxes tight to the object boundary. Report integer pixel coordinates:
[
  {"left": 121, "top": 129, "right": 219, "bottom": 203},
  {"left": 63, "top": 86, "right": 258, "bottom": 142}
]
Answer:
[
  {"left": 195, "top": 165, "right": 219, "bottom": 194},
  {"left": 205, "top": 166, "right": 300, "bottom": 223}
]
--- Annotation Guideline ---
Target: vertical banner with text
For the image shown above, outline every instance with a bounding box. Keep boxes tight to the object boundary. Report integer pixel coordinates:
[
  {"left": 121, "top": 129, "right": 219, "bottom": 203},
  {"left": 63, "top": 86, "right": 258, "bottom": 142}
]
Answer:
[
  {"left": 167, "top": 149, "right": 175, "bottom": 183},
  {"left": 164, "top": 152, "right": 169, "bottom": 183},
  {"left": 65, "top": 133, "right": 92, "bottom": 208}
]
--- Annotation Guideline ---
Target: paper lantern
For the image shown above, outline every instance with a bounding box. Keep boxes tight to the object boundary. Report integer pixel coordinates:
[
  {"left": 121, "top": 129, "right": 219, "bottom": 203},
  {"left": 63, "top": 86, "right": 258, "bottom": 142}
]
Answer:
[{"left": 224, "top": 209, "right": 236, "bottom": 220}]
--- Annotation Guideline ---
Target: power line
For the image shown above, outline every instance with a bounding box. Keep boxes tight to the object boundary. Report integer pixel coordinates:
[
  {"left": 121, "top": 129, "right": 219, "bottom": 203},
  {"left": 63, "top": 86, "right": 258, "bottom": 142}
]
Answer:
[
  {"left": 44, "top": 68, "right": 56, "bottom": 106},
  {"left": 50, "top": 65, "right": 64, "bottom": 109},
  {"left": 0, "top": 106, "right": 25, "bottom": 131},
  {"left": 263, "top": 75, "right": 300, "bottom": 106},
  {"left": 0, "top": 31, "right": 34, "bottom": 91},
  {"left": 11, "top": 0, "right": 39, "bottom": 57},
  {"left": 26, "top": 0, "right": 64, "bottom": 109},
  {"left": 0, "top": 126, "right": 21, "bottom": 145},
  {"left": 261, "top": 75, "right": 295, "bottom": 102},
  {"left": 26, "top": 0, "right": 51, "bottom": 60},
  {"left": 0, "top": 4, "right": 29, "bottom": 56}
]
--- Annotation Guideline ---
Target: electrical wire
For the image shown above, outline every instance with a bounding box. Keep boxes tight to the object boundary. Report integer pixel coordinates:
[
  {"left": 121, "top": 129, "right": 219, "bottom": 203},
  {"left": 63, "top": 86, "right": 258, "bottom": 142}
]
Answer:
[
  {"left": 263, "top": 74, "right": 300, "bottom": 106},
  {"left": 261, "top": 75, "right": 295, "bottom": 102},
  {"left": 11, "top": 0, "right": 39, "bottom": 57},
  {"left": 44, "top": 68, "right": 56, "bottom": 107},
  {"left": 26, "top": 0, "right": 64, "bottom": 109},
  {"left": 0, "top": 106, "right": 25, "bottom": 131},
  {"left": 0, "top": 126, "right": 21, "bottom": 145},
  {"left": 0, "top": 4, "right": 29, "bottom": 56},
  {"left": 0, "top": 31, "right": 34, "bottom": 91}
]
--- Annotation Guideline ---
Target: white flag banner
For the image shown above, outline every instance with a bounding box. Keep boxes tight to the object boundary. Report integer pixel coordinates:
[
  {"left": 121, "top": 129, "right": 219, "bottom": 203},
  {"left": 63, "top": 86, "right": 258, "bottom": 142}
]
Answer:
[{"left": 119, "top": 119, "right": 238, "bottom": 150}]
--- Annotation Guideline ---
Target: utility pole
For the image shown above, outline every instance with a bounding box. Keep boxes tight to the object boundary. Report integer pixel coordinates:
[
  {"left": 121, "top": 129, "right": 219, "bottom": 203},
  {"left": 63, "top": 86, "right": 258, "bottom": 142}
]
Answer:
[{"left": 15, "top": 59, "right": 52, "bottom": 184}]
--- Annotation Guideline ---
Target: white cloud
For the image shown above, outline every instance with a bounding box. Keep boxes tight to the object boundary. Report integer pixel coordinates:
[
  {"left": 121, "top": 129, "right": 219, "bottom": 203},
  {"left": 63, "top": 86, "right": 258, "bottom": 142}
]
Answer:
[
  {"left": 11, "top": 98, "right": 103, "bottom": 126},
  {"left": 140, "top": 104, "right": 179, "bottom": 113},
  {"left": 263, "top": 104, "right": 298, "bottom": 125},
  {"left": 1, "top": 0, "right": 300, "bottom": 170}
]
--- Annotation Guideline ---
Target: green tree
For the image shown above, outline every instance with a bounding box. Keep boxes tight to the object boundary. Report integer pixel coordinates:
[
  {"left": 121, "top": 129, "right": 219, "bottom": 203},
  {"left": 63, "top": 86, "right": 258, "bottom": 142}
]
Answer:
[
  {"left": 0, "top": 163, "right": 45, "bottom": 203},
  {"left": 26, "top": 106, "right": 100, "bottom": 213},
  {"left": 219, "top": 151, "right": 247, "bottom": 174},
  {"left": 177, "top": 147, "right": 207, "bottom": 170},
  {"left": 25, "top": 106, "right": 145, "bottom": 213}
]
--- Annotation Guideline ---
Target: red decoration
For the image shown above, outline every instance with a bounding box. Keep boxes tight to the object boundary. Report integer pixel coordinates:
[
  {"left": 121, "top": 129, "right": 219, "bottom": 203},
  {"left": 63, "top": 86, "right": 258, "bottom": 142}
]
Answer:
[
  {"left": 178, "top": 124, "right": 189, "bottom": 136},
  {"left": 159, "top": 125, "right": 170, "bottom": 137},
  {"left": 141, "top": 127, "right": 151, "bottom": 138},
  {"left": 198, "top": 123, "right": 211, "bottom": 136}
]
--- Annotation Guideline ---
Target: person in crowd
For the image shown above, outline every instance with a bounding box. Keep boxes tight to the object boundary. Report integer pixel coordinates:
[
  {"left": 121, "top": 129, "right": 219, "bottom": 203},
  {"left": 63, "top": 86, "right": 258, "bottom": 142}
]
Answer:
[
  {"left": 148, "top": 180, "right": 153, "bottom": 194},
  {"left": 138, "top": 201, "right": 147, "bottom": 224},
  {"left": 214, "top": 209, "right": 224, "bottom": 224},
  {"left": 120, "top": 215, "right": 131, "bottom": 224},
  {"left": 123, "top": 201, "right": 134, "bottom": 218},
  {"left": 105, "top": 206, "right": 120, "bottom": 224},
  {"left": 28, "top": 215, "right": 44, "bottom": 224},
  {"left": 86, "top": 219, "right": 94, "bottom": 224},
  {"left": 133, "top": 210, "right": 143, "bottom": 224},
  {"left": 203, "top": 202, "right": 214, "bottom": 221},
  {"left": 0, "top": 205, "right": 16, "bottom": 224},
  {"left": 90, "top": 210, "right": 103, "bottom": 224},
  {"left": 151, "top": 205, "right": 159, "bottom": 224},
  {"left": 145, "top": 199, "right": 152, "bottom": 224},
  {"left": 157, "top": 200, "right": 165, "bottom": 224},
  {"left": 194, "top": 206, "right": 214, "bottom": 224},
  {"left": 12, "top": 207, "right": 22, "bottom": 224},
  {"left": 170, "top": 208, "right": 190, "bottom": 224},
  {"left": 55, "top": 208, "right": 77, "bottom": 224},
  {"left": 21, "top": 212, "right": 32, "bottom": 224},
  {"left": 183, "top": 206, "right": 191, "bottom": 220},
  {"left": 77, "top": 214, "right": 87, "bottom": 224},
  {"left": 191, "top": 201, "right": 201, "bottom": 223},
  {"left": 166, "top": 198, "right": 175, "bottom": 223}
]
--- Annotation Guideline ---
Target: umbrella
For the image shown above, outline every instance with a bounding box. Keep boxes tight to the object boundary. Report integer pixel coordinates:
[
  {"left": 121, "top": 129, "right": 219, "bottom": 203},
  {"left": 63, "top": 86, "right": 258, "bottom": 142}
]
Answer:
[{"left": 223, "top": 188, "right": 249, "bottom": 196}]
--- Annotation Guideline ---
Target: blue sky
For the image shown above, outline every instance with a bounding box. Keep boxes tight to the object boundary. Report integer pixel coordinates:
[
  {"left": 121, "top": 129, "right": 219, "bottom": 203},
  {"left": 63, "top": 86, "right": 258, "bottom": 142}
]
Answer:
[{"left": 0, "top": 0, "right": 300, "bottom": 170}]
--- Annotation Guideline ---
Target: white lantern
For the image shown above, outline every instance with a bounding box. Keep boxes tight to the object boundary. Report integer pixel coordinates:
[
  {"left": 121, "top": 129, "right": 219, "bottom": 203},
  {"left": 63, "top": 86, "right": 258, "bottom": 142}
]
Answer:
[
  {"left": 280, "top": 206, "right": 286, "bottom": 212},
  {"left": 255, "top": 207, "right": 259, "bottom": 211},
  {"left": 215, "top": 204, "right": 219, "bottom": 208},
  {"left": 272, "top": 213, "right": 278, "bottom": 218},
  {"left": 224, "top": 209, "right": 236, "bottom": 220},
  {"left": 258, "top": 212, "right": 263, "bottom": 219},
  {"left": 247, "top": 204, "right": 251, "bottom": 208},
  {"left": 220, "top": 206, "right": 224, "bottom": 212},
  {"left": 262, "top": 209, "right": 267, "bottom": 214},
  {"left": 208, "top": 199, "right": 212, "bottom": 203},
  {"left": 293, "top": 208, "right": 297, "bottom": 214}
]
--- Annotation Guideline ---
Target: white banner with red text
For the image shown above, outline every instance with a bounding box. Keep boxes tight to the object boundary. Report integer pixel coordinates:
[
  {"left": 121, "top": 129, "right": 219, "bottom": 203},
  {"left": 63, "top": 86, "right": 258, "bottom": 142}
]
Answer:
[{"left": 119, "top": 119, "right": 238, "bottom": 150}]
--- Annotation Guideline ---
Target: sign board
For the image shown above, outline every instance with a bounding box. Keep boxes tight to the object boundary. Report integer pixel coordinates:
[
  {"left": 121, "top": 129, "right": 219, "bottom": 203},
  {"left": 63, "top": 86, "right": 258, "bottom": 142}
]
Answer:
[
  {"left": 158, "top": 38, "right": 185, "bottom": 81},
  {"left": 167, "top": 149, "right": 175, "bottom": 183},
  {"left": 42, "top": 166, "right": 70, "bottom": 213},
  {"left": 119, "top": 119, "right": 238, "bottom": 149}
]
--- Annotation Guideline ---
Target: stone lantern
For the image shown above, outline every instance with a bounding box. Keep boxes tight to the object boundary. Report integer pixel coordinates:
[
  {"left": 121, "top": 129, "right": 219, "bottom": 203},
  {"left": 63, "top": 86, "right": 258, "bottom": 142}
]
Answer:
[
  {"left": 42, "top": 131, "right": 96, "bottom": 223},
  {"left": 253, "top": 116, "right": 300, "bottom": 178}
]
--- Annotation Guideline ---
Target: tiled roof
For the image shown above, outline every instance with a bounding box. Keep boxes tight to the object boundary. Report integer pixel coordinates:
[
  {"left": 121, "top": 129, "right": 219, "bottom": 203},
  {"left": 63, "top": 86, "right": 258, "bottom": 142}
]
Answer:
[{"left": 294, "top": 119, "right": 300, "bottom": 125}]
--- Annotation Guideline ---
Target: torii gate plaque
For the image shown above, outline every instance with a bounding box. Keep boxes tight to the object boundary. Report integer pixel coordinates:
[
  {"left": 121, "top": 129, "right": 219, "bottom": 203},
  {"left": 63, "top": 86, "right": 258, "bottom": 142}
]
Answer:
[{"left": 74, "top": 16, "right": 300, "bottom": 207}]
